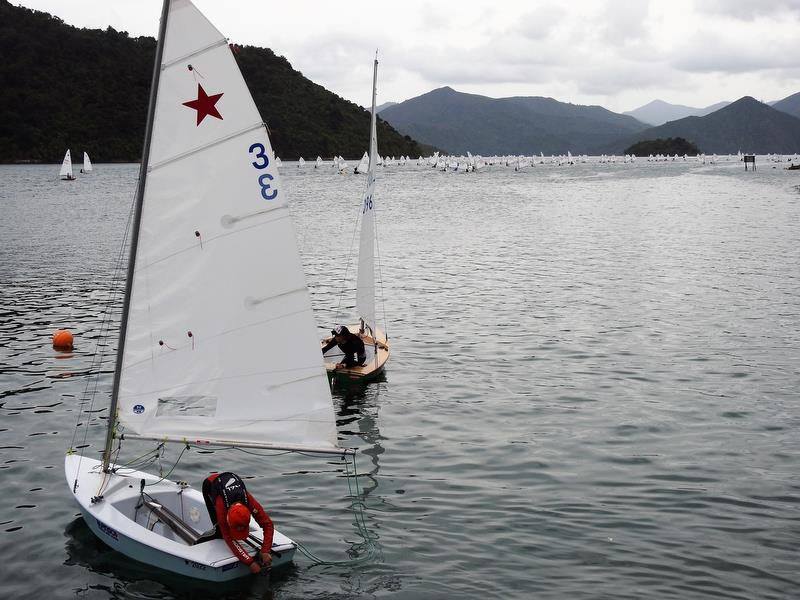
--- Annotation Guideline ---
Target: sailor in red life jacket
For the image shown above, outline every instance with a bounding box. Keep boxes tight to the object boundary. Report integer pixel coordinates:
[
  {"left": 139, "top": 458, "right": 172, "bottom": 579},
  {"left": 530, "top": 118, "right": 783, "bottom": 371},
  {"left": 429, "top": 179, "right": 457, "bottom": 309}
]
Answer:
[{"left": 202, "top": 472, "right": 274, "bottom": 573}]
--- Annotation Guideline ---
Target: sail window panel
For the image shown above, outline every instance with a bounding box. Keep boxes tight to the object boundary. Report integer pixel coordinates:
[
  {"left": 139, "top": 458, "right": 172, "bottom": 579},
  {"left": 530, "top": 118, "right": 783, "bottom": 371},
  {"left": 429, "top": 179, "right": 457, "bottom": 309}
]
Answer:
[
  {"left": 119, "top": 374, "right": 336, "bottom": 449},
  {"left": 125, "top": 404, "right": 337, "bottom": 450}
]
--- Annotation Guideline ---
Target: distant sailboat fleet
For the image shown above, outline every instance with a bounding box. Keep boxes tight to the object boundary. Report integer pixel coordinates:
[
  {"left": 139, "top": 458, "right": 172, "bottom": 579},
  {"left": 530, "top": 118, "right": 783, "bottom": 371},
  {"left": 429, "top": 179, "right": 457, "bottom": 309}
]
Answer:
[
  {"left": 58, "top": 149, "right": 93, "bottom": 180},
  {"left": 279, "top": 149, "right": 797, "bottom": 172}
]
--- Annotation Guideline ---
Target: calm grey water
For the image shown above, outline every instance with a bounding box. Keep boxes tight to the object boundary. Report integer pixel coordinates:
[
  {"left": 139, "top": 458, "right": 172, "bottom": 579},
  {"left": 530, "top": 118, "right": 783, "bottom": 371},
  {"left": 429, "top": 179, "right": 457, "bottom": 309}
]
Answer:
[{"left": 1, "top": 159, "right": 799, "bottom": 599}]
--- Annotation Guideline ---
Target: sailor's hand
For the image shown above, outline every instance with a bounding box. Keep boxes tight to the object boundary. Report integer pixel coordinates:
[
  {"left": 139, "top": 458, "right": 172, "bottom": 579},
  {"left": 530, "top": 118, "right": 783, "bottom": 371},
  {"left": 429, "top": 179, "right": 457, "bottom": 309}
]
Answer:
[
  {"left": 260, "top": 551, "right": 272, "bottom": 568},
  {"left": 335, "top": 363, "right": 345, "bottom": 369},
  {"left": 249, "top": 560, "right": 262, "bottom": 574}
]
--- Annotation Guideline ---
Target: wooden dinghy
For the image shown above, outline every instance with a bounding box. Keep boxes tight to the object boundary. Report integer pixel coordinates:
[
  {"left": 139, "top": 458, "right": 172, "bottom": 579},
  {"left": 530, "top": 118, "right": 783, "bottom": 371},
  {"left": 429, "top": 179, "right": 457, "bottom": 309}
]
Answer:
[
  {"left": 321, "top": 55, "right": 391, "bottom": 384},
  {"left": 321, "top": 324, "right": 389, "bottom": 382}
]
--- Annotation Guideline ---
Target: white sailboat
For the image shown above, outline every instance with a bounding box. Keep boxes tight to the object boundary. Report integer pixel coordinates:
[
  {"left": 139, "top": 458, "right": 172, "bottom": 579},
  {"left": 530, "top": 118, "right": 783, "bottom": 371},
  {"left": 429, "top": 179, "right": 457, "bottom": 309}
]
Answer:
[
  {"left": 298, "top": 156, "right": 305, "bottom": 168},
  {"left": 315, "top": 155, "right": 323, "bottom": 168},
  {"left": 59, "top": 149, "right": 76, "bottom": 180},
  {"left": 65, "top": 0, "right": 350, "bottom": 582},
  {"left": 82, "top": 152, "right": 93, "bottom": 174},
  {"left": 321, "top": 54, "right": 389, "bottom": 382},
  {"left": 354, "top": 151, "right": 369, "bottom": 174}
]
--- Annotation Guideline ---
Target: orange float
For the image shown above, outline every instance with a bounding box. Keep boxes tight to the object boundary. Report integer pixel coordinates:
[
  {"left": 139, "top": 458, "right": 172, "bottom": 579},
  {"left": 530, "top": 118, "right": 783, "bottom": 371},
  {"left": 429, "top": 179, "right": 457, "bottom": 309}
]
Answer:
[{"left": 52, "top": 329, "right": 74, "bottom": 351}]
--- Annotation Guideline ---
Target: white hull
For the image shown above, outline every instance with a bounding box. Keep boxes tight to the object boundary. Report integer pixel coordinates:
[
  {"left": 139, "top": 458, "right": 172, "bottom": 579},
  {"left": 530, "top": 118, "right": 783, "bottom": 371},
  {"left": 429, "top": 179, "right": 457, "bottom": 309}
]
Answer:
[{"left": 65, "top": 454, "right": 296, "bottom": 581}]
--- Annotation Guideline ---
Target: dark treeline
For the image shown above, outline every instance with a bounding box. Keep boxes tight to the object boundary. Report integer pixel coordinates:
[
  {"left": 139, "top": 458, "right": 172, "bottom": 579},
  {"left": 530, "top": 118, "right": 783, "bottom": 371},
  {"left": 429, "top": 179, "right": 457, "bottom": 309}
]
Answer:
[
  {"left": 0, "top": 1, "right": 431, "bottom": 163},
  {"left": 625, "top": 137, "right": 701, "bottom": 156}
]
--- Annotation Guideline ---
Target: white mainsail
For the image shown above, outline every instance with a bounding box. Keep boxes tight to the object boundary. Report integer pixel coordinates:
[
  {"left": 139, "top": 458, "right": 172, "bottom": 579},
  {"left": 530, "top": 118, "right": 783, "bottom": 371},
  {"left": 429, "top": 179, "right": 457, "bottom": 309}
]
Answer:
[
  {"left": 83, "top": 152, "right": 93, "bottom": 173},
  {"left": 355, "top": 56, "right": 378, "bottom": 335},
  {"left": 116, "top": 0, "right": 336, "bottom": 451},
  {"left": 59, "top": 150, "right": 73, "bottom": 179},
  {"left": 356, "top": 151, "right": 368, "bottom": 174}
]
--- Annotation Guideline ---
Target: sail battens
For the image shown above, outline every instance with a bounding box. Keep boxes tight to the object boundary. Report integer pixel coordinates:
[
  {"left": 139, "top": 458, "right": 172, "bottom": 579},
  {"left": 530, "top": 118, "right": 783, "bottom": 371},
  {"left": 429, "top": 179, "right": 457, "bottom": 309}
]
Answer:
[
  {"left": 123, "top": 434, "right": 353, "bottom": 456},
  {"left": 131, "top": 206, "right": 291, "bottom": 273},
  {"left": 120, "top": 363, "right": 324, "bottom": 399},
  {"left": 161, "top": 38, "right": 229, "bottom": 70},
  {"left": 148, "top": 121, "right": 265, "bottom": 172}
]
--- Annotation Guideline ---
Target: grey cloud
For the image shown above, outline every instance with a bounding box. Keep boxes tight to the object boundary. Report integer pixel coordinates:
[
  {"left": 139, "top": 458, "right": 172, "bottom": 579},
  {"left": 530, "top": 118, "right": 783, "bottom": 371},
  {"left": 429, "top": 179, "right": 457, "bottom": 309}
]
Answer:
[
  {"left": 671, "top": 31, "right": 800, "bottom": 74},
  {"left": 598, "top": 0, "right": 652, "bottom": 45},
  {"left": 696, "top": 0, "right": 800, "bottom": 21}
]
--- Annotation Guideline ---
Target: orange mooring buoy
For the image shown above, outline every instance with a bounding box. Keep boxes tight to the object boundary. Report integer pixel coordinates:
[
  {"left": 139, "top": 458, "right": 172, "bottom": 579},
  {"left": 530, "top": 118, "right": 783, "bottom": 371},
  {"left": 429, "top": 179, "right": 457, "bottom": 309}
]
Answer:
[{"left": 52, "top": 329, "right": 74, "bottom": 351}]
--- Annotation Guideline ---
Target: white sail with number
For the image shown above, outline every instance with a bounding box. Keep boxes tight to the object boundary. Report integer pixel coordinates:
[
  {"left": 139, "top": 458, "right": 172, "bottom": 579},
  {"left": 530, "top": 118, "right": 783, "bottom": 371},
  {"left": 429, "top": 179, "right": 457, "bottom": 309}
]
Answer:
[
  {"left": 117, "top": 0, "right": 335, "bottom": 451},
  {"left": 356, "top": 58, "right": 378, "bottom": 336}
]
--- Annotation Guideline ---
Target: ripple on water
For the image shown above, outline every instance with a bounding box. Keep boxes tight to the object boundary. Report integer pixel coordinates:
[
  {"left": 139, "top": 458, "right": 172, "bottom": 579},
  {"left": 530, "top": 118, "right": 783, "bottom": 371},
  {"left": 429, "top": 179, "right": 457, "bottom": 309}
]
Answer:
[{"left": 1, "top": 162, "right": 799, "bottom": 598}]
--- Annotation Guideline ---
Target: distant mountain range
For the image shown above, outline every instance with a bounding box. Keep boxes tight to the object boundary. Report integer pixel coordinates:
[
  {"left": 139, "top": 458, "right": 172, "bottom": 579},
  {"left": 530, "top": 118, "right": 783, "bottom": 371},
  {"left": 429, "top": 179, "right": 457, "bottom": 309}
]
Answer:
[
  {"left": 0, "top": 1, "right": 430, "bottom": 162},
  {"left": 376, "top": 101, "right": 398, "bottom": 113},
  {"left": 607, "top": 97, "right": 800, "bottom": 154},
  {"left": 3, "top": 1, "right": 798, "bottom": 161},
  {"left": 379, "top": 87, "right": 647, "bottom": 155},
  {"left": 771, "top": 91, "right": 800, "bottom": 119},
  {"left": 379, "top": 87, "right": 800, "bottom": 155},
  {"left": 623, "top": 99, "right": 731, "bottom": 126}
]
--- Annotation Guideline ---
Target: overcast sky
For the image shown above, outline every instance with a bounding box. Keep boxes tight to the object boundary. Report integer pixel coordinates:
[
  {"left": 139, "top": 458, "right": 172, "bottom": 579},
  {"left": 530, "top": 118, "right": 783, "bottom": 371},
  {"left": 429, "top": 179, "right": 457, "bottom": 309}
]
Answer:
[{"left": 16, "top": 0, "right": 800, "bottom": 112}]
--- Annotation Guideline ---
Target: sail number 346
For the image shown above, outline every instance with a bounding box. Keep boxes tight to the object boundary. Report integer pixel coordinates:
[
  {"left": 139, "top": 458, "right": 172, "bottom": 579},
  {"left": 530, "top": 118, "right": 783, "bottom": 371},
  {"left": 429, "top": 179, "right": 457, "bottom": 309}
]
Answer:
[{"left": 248, "top": 143, "right": 277, "bottom": 200}]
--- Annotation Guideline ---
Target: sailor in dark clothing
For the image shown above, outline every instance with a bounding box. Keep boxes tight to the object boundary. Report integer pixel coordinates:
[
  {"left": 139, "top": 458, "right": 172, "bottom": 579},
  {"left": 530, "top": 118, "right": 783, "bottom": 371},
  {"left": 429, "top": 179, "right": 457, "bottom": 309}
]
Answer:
[{"left": 321, "top": 325, "right": 366, "bottom": 368}]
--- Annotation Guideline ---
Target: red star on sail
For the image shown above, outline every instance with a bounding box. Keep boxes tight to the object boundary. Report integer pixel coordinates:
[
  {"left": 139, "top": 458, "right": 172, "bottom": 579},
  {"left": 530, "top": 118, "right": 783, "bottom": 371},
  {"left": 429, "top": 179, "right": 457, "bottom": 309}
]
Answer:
[{"left": 182, "top": 84, "right": 224, "bottom": 125}]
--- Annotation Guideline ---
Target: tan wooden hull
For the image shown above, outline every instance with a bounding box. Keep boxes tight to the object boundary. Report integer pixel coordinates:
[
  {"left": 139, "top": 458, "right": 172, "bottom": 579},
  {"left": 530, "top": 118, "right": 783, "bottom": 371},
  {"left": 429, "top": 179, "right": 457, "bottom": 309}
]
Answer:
[{"left": 321, "top": 325, "right": 389, "bottom": 382}]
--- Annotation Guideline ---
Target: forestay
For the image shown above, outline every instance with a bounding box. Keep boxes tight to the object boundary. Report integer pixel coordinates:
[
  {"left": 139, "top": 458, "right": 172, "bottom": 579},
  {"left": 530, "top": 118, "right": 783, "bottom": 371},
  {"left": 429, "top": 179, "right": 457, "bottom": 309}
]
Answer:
[
  {"left": 355, "top": 57, "right": 379, "bottom": 336},
  {"left": 116, "top": 0, "right": 336, "bottom": 451}
]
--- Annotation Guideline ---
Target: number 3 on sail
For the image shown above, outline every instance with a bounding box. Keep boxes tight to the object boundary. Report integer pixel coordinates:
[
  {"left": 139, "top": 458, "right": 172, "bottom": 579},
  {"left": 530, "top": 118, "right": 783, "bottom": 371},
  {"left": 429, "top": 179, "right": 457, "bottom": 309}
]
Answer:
[{"left": 248, "top": 142, "right": 277, "bottom": 200}]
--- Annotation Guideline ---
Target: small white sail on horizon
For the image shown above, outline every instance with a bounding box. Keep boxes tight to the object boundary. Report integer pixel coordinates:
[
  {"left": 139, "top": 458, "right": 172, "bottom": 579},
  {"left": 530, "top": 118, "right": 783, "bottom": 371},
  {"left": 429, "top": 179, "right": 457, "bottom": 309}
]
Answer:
[
  {"left": 355, "top": 151, "right": 369, "bottom": 174},
  {"left": 59, "top": 149, "right": 75, "bottom": 180},
  {"left": 82, "top": 152, "right": 93, "bottom": 173}
]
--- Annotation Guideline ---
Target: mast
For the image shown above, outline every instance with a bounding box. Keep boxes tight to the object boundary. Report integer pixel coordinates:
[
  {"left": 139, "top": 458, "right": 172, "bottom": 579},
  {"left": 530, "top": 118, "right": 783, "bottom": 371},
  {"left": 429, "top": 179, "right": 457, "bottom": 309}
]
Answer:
[
  {"left": 102, "top": 0, "right": 171, "bottom": 472},
  {"left": 368, "top": 51, "right": 378, "bottom": 171}
]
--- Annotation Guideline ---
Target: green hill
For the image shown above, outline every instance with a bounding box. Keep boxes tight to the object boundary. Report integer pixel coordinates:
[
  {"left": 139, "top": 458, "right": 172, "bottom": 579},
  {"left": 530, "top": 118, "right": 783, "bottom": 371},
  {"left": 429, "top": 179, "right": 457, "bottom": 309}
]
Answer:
[
  {"left": 379, "top": 86, "right": 648, "bottom": 155},
  {"left": 0, "top": 1, "right": 429, "bottom": 163}
]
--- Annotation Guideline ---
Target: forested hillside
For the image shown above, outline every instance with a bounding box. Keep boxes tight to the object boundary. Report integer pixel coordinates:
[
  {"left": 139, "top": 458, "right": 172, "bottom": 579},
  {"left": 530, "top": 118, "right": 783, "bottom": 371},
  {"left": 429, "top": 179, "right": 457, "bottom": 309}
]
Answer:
[{"left": 0, "top": 1, "right": 429, "bottom": 162}]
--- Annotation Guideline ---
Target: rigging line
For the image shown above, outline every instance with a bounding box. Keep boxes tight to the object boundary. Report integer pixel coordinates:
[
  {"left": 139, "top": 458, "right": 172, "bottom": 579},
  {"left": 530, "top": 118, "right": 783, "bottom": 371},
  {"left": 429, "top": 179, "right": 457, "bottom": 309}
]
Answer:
[
  {"left": 346, "top": 453, "right": 374, "bottom": 544},
  {"left": 293, "top": 454, "right": 376, "bottom": 566},
  {"left": 70, "top": 178, "right": 139, "bottom": 487},
  {"left": 145, "top": 444, "right": 189, "bottom": 486},
  {"left": 115, "top": 445, "right": 163, "bottom": 470}
]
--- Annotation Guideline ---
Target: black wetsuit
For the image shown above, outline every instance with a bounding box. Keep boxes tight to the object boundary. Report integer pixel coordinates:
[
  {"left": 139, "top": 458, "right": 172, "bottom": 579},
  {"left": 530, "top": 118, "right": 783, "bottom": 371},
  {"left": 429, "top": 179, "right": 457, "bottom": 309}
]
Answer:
[{"left": 322, "top": 333, "right": 367, "bottom": 367}]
